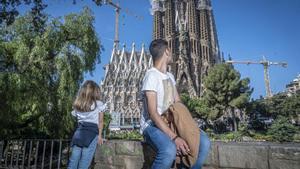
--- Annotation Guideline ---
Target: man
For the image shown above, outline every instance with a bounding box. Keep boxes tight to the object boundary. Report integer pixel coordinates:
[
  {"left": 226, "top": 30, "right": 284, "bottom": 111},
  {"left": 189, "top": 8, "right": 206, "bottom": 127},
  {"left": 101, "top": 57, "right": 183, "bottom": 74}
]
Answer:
[{"left": 140, "top": 39, "right": 211, "bottom": 169}]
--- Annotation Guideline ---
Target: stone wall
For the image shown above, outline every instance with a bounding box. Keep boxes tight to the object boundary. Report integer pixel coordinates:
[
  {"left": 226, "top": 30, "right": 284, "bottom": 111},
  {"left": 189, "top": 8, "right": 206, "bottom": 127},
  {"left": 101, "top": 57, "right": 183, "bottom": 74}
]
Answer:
[
  {"left": 94, "top": 140, "right": 300, "bottom": 169},
  {"left": 205, "top": 141, "right": 300, "bottom": 169}
]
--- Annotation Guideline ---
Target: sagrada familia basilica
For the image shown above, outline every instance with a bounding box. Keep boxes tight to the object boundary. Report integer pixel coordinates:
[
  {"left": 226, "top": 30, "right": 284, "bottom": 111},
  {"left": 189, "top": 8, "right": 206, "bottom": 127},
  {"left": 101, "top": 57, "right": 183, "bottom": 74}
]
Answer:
[{"left": 100, "top": 0, "right": 222, "bottom": 129}]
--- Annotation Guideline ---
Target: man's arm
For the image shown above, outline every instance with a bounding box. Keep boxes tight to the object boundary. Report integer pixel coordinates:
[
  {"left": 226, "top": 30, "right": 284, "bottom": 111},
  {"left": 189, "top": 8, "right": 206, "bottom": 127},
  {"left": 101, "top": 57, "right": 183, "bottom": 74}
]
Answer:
[
  {"left": 145, "top": 91, "right": 177, "bottom": 139},
  {"left": 145, "top": 91, "right": 190, "bottom": 155}
]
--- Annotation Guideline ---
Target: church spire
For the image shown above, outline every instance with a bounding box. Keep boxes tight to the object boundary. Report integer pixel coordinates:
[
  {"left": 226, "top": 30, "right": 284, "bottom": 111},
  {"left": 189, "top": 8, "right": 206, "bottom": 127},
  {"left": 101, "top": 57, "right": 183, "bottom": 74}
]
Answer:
[
  {"left": 151, "top": 0, "right": 220, "bottom": 96},
  {"left": 151, "top": 0, "right": 164, "bottom": 39},
  {"left": 197, "top": 0, "right": 211, "bottom": 10}
]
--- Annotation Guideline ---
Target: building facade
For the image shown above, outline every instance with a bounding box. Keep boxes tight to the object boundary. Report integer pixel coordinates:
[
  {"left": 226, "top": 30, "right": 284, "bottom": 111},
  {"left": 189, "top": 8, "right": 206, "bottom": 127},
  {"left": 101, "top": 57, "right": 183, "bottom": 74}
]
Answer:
[
  {"left": 100, "top": 0, "right": 221, "bottom": 128},
  {"left": 151, "top": 0, "right": 221, "bottom": 96},
  {"left": 100, "top": 43, "right": 152, "bottom": 129},
  {"left": 286, "top": 74, "right": 300, "bottom": 96}
]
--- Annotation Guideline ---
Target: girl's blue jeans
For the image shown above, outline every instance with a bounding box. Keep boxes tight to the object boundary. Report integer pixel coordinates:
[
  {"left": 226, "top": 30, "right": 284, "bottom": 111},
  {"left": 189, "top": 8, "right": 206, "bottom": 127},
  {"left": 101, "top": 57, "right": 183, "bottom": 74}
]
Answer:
[
  {"left": 143, "top": 125, "right": 211, "bottom": 169},
  {"left": 68, "top": 135, "right": 98, "bottom": 169}
]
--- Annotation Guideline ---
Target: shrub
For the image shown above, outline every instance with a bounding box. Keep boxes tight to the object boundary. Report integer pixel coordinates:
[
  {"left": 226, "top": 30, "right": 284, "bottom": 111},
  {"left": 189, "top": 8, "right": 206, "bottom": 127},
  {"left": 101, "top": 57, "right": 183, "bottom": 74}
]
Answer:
[
  {"left": 293, "top": 133, "right": 300, "bottom": 142},
  {"left": 252, "top": 133, "right": 272, "bottom": 141},
  {"left": 102, "top": 113, "right": 112, "bottom": 138},
  {"left": 248, "top": 119, "right": 266, "bottom": 131},
  {"left": 267, "top": 116, "right": 298, "bottom": 142},
  {"left": 103, "top": 113, "right": 112, "bottom": 130},
  {"left": 108, "top": 130, "right": 143, "bottom": 141}
]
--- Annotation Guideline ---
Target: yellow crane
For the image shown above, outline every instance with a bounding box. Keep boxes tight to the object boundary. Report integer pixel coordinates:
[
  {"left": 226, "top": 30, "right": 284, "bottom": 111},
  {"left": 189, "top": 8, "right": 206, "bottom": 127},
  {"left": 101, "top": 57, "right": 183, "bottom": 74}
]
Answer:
[
  {"left": 103, "top": 0, "right": 143, "bottom": 48},
  {"left": 226, "top": 56, "right": 287, "bottom": 98}
]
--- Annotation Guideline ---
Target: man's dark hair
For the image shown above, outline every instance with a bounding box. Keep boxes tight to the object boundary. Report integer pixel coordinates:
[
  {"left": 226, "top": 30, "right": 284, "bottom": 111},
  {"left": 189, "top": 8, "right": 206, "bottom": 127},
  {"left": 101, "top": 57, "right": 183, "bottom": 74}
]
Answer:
[{"left": 149, "top": 39, "right": 168, "bottom": 61}]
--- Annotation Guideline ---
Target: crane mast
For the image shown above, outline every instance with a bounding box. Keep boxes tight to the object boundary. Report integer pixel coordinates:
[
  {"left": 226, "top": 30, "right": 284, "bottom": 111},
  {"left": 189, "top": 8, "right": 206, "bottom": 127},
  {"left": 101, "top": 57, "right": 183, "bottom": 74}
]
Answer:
[
  {"left": 103, "top": 0, "right": 143, "bottom": 49},
  {"left": 226, "top": 56, "right": 287, "bottom": 98}
]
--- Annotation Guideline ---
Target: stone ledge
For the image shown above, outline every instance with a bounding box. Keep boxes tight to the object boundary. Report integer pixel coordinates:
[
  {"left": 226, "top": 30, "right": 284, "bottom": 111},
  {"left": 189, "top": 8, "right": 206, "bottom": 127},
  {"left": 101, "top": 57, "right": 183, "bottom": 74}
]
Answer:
[
  {"left": 218, "top": 143, "right": 268, "bottom": 169},
  {"left": 269, "top": 144, "right": 300, "bottom": 161},
  {"left": 115, "top": 141, "right": 143, "bottom": 156},
  {"left": 95, "top": 140, "right": 300, "bottom": 169}
]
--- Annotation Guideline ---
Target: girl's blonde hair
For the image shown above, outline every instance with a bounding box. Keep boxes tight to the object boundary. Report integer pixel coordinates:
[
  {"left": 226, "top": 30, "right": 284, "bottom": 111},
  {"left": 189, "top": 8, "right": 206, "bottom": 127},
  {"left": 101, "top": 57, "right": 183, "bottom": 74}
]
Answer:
[{"left": 73, "top": 80, "right": 101, "bottom": 112}]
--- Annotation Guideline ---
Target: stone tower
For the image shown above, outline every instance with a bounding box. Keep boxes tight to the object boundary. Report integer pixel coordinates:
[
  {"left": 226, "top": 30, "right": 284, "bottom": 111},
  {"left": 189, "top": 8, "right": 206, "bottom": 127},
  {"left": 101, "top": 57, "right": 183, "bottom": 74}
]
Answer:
[{"left": 151, "top": 0, "right": 221, "bottom": 97}]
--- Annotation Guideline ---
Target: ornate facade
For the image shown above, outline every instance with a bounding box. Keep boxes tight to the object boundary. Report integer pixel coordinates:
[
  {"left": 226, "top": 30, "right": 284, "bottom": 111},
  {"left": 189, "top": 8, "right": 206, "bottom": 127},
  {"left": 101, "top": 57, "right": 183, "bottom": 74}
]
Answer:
[
  {"left": 151, "top": 0, "right": 221, "bottom": 96},
  {"left": 100, "top": 0, "right": 221, "bottom": 128},
  {"left": 100, "top": 43, "right": 152, "bottom": 128}
]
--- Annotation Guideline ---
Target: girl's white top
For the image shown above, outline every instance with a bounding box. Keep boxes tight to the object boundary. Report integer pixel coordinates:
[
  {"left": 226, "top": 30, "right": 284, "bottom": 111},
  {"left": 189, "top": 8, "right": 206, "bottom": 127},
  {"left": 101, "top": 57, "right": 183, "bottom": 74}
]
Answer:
[{"left": 71, "top": 100, "right": 107, "bottom": 125}]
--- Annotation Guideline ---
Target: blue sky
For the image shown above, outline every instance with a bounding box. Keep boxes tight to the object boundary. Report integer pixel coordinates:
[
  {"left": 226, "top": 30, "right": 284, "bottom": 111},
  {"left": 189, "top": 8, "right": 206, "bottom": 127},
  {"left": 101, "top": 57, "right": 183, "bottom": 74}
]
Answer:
[{"left": 21, "top": 0, "right": 300, "bottom": 99}]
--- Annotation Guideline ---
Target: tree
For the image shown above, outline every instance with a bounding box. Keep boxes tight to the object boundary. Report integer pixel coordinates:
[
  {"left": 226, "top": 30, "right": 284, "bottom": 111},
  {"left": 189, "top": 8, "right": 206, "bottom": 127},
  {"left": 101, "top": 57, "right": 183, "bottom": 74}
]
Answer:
[
  {"left": 181, "top": 93, "right": 211, "bottom": 120},
  {"left": 267, "top": 116, "right": 299, "bottom": 142},
  {"left": 267, "top": 93, "right": 300, "bottom": 120},
  {"left": 203, "top": 64, "right": 253, "bottom": 132},
  {"left": 0, "top": 7, "right": 102, "bottom": 139},
  {"left": 0, "top": 0, "right": 47, "bottom": 27},
  {"left": 250, "top": 93, "right": 300, "bottom": 122},
  {"left": 0, "top": 0, "right": 104, "bottom": 26}
]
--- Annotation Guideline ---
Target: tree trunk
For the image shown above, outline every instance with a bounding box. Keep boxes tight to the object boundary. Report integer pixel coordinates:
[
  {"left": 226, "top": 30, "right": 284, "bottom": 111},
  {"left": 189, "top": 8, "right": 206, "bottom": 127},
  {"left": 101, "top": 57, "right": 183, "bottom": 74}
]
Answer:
[{"left": 231, "top": 107, "right": 238, "bottom": 132}]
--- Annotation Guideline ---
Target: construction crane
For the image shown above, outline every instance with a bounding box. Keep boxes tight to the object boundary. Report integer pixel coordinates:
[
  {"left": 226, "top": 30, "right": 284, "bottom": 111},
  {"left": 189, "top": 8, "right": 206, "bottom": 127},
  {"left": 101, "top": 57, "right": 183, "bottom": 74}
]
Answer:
[
  {"left": 103, "top": 0, "right": 121, "bottom": 48},
  {"left": 226, "top": 56, "right": 288, "bottom": 98},
  {"left": 103, "top": 0, "right": 143, "bottom": 49}
]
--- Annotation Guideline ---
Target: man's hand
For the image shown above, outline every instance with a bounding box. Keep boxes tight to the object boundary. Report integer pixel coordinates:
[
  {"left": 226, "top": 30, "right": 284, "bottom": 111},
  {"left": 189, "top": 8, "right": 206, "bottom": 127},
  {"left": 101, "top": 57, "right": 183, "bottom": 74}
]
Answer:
[{"left": 174, "top": 136, "right": 190, "bottom": 155}]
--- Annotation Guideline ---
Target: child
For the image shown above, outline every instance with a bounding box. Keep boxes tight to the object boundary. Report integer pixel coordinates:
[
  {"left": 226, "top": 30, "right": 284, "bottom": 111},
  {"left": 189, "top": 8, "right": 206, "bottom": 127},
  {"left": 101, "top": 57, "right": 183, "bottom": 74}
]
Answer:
[{"left": 68, "top": 80, "right": 106, "bottom": 169}]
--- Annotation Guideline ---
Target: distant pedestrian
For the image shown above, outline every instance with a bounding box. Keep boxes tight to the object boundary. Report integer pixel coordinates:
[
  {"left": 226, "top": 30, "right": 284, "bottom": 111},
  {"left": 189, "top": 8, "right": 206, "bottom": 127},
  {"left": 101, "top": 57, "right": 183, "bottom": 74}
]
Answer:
[{"left": 68, "top": 80, "right": 106, "bottom": 169}]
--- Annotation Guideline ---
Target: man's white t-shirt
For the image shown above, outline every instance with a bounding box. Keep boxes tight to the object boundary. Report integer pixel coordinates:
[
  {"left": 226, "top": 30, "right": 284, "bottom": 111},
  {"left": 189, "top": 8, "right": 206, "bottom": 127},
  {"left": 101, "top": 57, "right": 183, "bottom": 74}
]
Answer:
[{"left": 140, "top": 67, "right": 176, "bottom": 133}]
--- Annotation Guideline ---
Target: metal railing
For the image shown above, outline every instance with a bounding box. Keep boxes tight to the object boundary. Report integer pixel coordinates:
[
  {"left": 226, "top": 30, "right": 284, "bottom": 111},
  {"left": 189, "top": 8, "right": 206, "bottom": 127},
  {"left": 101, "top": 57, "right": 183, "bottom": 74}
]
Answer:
[{"left": 0, "top": 139, "right": 71, "bottom": 169}]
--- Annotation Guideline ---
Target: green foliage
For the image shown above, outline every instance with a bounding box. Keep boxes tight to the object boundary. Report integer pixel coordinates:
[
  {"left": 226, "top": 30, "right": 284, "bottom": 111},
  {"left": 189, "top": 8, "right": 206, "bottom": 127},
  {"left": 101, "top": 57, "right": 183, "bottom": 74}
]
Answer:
[
  {"left": 103, "top": 113, "right": 112, "bottom": 130},
  {"left": 203, "top": 64, "right": 252, "bottom": 131},
  {"left": 248, "top": 119, "right": 266, "bottom": 130},
  {"left": 248, "top": 93, "right": 300, "bottom": 134},
  {"left": 252, "top": 132, "right": 272, "bottom": 141},
  {"left": 206, "top": 130, "right": 245, "bottom": 142},
  {"left": 178, "top": 65, "right": 299, "bottom": 143},
  {"left": 251, "top": 93, "right": 299, "bottom": 120},
  {"left": 267, "top": 94, "right": 299, "bottom": 120},
  {"left": 0, "top": 0, "right": 47, "bottom": 26},
  {"left": 0, "top": 7, "right": 102, "bottom": 139},
  {"left": 0, "top": 0, "right": 104, "bottom": 26},
  {"left": 238, "top": 123, "right": 250, "bottom": 136},
  {"left": 108, "top": 130, "right": 143, "bottom": 141},
  {"left": 220, "top": 132, "right": 243, "bottom": 141},
  {"left": 203, "top": 63, "right": 252, "bottom": 115},
  {"left": 180, "top": 93, "right": 211, "bottom": 119},
  {"left": 267, "top": 116, "right": 299, "bottom": 142},
  {"left": 102, "top": 112, "right": 112, "bottom": 138},
  {"left": 249, "top": 98, "right": 270, "bottom": 117},
  {"left": 293, "top": 133, "right": 300, "bottom": 142}
]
